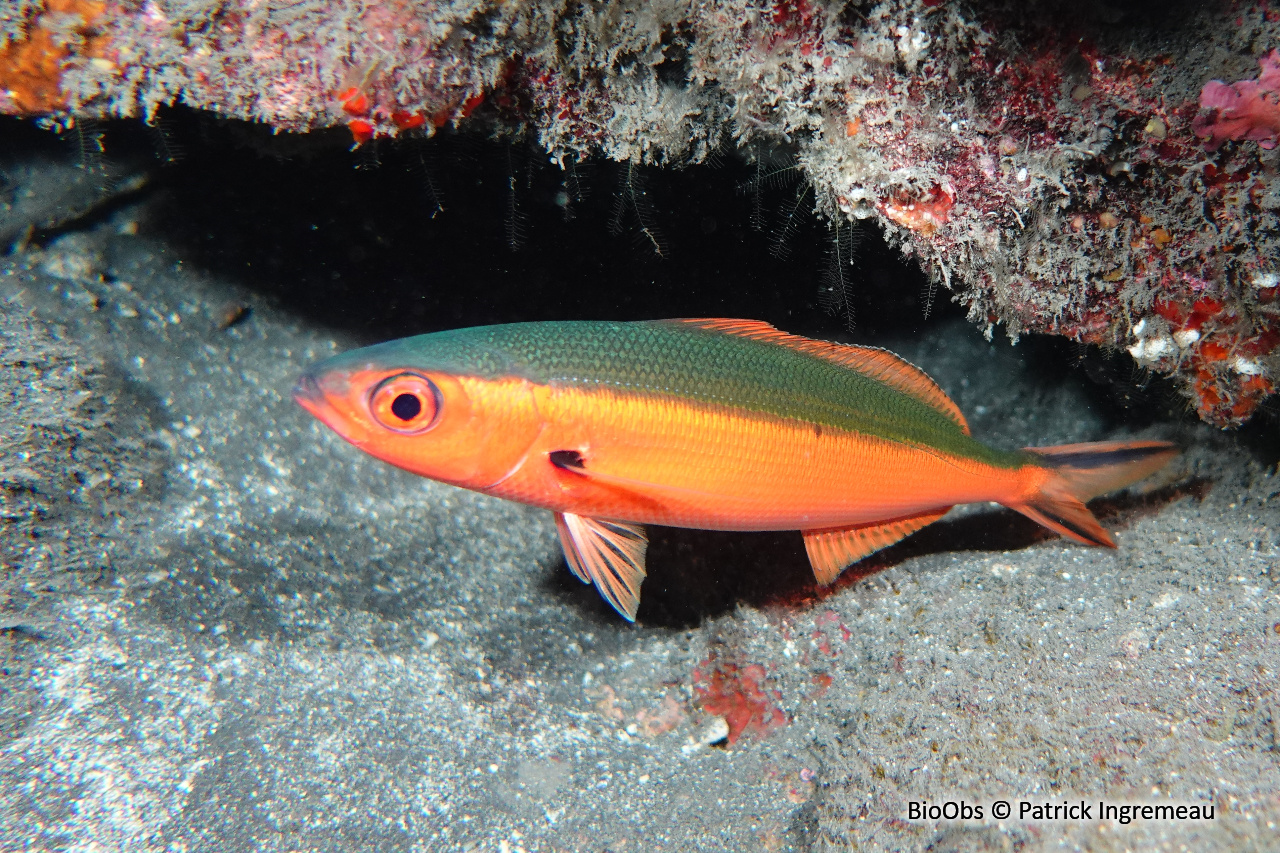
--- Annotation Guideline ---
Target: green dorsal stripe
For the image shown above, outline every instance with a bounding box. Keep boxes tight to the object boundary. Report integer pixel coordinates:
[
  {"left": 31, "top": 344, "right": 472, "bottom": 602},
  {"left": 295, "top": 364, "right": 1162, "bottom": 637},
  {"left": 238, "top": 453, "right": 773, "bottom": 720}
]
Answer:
[{"left": 345, "top": 320, "right": 1025, "bottom": 468}]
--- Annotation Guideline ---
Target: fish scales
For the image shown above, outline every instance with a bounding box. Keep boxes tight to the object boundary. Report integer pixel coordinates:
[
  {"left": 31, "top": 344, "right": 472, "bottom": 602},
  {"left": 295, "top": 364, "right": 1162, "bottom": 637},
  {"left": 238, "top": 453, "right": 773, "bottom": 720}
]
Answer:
[
  {"left": 296, "top": 318, "right": 1177, "bottom": 620},
  {"left": 378, "top": 320, "right": 1003, "bottom": 460},
  {"left": 521, "top": 383, "right": 1002, "bottom": 530}
]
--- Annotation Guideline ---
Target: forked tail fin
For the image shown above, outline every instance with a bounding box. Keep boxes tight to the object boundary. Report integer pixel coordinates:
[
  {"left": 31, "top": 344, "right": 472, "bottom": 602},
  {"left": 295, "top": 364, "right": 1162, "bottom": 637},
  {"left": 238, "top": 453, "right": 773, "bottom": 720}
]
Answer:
[{"left": 1011, "top": 440, "right": 1178, "bottom": 548}]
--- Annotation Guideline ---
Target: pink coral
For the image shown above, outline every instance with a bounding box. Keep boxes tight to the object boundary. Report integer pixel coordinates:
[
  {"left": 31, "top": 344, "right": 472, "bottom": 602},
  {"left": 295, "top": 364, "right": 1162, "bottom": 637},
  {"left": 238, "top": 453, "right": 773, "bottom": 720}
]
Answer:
[
  {"left": 1193, "top": 49, "right": 1280, "bottom": 150},
  {"left": 693, "top": 657, "right": 787, "bottom": 744}
]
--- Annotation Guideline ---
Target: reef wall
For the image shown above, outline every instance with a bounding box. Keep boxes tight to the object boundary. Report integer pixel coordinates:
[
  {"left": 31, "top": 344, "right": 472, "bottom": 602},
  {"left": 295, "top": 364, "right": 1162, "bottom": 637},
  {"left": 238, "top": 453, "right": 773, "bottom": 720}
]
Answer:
[{"left": 4, "top": 0, "right": 1278, "bottom": 425}]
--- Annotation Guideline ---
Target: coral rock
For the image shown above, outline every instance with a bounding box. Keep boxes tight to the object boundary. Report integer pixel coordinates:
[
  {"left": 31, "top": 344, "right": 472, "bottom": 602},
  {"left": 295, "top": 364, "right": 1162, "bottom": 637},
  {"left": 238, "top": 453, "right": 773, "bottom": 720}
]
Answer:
[{"left": 5, "top": 0, "right": 1278, "bottom": 424}]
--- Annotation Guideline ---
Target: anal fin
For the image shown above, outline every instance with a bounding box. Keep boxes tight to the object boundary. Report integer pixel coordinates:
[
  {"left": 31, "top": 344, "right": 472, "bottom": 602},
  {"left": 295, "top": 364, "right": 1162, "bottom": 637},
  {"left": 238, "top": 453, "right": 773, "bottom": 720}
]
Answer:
[
  {"left": 554, "top": 512, "right": 648, "bottom": 621},
  {"left": 803, "top": 507, "right": 951, "bottom": 586}
]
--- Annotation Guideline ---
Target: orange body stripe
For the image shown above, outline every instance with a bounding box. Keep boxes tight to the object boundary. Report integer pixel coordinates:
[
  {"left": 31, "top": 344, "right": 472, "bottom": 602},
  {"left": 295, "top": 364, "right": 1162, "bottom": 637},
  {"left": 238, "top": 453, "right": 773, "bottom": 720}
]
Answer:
[{"left": 483, "top": 385, "right": 1040, "bottom": 531}]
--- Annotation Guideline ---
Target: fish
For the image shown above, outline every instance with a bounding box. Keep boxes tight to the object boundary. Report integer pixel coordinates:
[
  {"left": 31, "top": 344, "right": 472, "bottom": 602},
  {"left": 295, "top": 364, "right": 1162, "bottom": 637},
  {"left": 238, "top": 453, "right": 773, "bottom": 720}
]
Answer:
[{"left": 293, "top": 319, "right": 1177, "bottom": 621}]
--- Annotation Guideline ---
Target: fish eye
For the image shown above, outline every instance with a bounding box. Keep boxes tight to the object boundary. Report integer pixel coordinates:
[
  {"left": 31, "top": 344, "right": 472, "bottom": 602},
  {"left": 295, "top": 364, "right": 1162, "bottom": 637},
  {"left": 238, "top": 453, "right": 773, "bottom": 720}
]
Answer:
[{"left": 369, "top": 373, "right": 441, "bottom": 434}]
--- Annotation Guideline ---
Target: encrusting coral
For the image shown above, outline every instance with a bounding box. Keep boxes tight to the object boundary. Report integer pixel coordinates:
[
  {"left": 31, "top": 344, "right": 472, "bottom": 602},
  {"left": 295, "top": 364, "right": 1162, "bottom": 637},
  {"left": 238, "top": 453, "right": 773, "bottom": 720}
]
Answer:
[
  {"left": 1194, "top": 49, "right": 1280, "bottom": 152},
  {"left": 3, "top": 0, "right": 1277, "bottom": 425}
]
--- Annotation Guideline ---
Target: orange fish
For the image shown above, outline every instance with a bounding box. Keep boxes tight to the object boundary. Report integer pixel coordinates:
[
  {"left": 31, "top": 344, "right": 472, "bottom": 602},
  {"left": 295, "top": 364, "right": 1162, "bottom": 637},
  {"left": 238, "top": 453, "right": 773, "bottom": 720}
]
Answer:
[{"left": 294, "top": 319, "right": 1176, "bottom": 620}]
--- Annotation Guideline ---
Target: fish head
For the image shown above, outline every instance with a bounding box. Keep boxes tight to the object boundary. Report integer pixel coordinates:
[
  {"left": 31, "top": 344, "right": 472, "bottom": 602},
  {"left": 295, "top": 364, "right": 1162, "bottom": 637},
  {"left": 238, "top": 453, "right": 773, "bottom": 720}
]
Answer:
[{"left": 293, "top": 332, "right": 545, "bottom": 491}]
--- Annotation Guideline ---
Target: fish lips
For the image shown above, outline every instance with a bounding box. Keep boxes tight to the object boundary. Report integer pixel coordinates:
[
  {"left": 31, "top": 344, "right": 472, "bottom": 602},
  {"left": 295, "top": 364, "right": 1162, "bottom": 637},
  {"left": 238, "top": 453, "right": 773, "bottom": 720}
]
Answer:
[
  {"left": 292, "top": 369, "right": 363, "bottom": 443},
  {"left": 291, "top": 371, "right": 326, "bottom": 417}
]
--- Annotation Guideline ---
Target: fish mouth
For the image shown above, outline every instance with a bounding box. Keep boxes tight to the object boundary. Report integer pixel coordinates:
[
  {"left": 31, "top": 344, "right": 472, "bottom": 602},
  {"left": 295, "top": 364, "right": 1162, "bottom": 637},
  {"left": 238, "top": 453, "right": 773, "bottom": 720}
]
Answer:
[
  {"left": 292, "top": 369, "right": 366, "bottom": 446},
  {"left": 292, "top": 371, "right": 325, "bottom": 417}
]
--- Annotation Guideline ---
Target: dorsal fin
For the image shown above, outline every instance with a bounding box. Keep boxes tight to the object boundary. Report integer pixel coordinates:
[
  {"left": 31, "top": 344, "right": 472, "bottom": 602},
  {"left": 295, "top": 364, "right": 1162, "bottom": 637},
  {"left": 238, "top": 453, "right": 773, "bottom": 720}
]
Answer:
[{"left": 666, "top": 318, "right": 969, "bottom": 435}]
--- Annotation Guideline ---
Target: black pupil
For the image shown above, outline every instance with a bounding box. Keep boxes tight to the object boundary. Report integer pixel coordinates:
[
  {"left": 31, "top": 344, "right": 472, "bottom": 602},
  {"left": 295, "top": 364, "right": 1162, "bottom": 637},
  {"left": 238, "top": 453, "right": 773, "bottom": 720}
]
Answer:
[{"left": 390, "top": 392, "right": 422, "bottom": 421}]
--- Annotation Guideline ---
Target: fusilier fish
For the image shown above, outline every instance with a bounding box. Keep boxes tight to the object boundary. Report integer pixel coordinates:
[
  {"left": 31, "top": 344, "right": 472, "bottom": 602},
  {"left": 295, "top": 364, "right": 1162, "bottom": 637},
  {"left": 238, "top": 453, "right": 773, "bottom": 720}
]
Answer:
[{"left": 294, "top": 319, "right": 1176, "bottom": 620}]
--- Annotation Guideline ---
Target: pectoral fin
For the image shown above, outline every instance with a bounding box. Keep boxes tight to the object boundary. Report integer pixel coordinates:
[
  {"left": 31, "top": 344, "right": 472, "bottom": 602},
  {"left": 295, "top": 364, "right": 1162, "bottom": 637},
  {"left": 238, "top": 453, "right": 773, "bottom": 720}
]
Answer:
[
  {"left": 803, "top": 507, "right": 951, "bottom": 586},
  {"left": 554, "top": 512, "right": 648, "bottom": 621}
]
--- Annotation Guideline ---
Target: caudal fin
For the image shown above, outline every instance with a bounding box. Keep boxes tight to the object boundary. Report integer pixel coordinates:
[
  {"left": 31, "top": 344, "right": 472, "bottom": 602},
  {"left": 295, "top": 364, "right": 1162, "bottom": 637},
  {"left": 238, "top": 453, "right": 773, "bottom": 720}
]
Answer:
[{"left": 1011, "top": 440, "right": 1178, "bottom": 548}]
